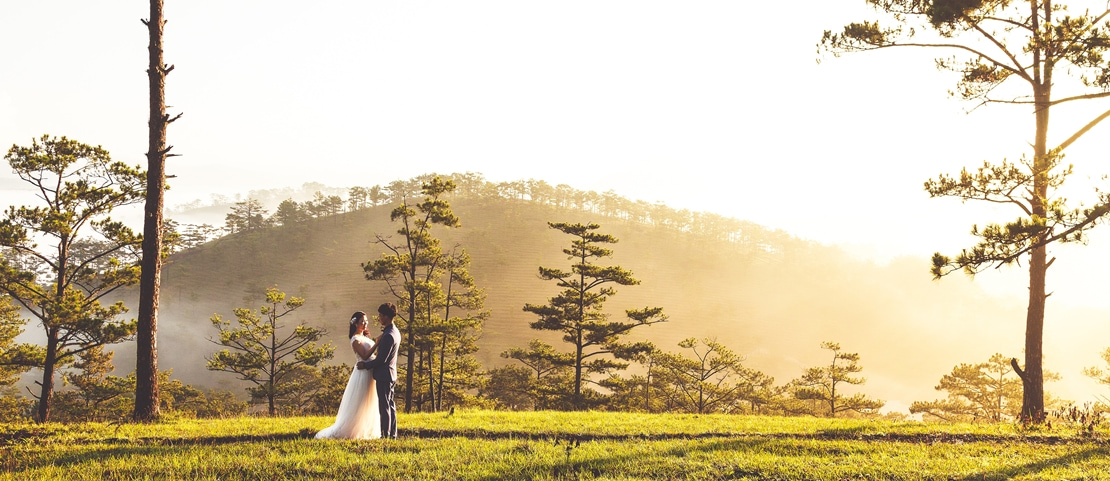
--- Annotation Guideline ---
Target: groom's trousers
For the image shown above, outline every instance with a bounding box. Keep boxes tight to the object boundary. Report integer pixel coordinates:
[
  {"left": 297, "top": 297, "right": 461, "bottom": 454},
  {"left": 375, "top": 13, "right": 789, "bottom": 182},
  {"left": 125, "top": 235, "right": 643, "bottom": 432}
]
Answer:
[{"left": 377, "top": 379, "right": 397, "bottom": 438}]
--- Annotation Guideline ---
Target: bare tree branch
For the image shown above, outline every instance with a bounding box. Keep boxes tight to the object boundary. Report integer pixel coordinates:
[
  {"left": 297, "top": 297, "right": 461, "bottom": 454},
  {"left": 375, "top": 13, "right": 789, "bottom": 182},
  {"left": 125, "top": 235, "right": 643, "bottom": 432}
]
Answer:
[
  {"left": 1054, "top": 108, "right": 1110, "bottom": 153},
  {"left": 972, "top": 23, "right": 1030, "bottom": 81},
  {"left": 884, "top": 42, "right": 1032, "bottom": 82}
]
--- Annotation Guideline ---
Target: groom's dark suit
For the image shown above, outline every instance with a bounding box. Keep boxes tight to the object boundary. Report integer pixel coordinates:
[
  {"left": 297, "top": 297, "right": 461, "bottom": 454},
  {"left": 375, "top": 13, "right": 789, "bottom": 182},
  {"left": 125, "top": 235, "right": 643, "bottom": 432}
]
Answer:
[{"left": 360, "top": 322, "right": 399, "bottom": 438}]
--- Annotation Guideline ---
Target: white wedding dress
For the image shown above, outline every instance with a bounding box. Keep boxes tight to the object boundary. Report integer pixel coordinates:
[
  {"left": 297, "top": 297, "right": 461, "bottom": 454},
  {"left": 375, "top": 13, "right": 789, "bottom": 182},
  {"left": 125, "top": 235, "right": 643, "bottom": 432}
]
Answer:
[{"left": 316, "top": 334, "right": 381, "bottom": 439}]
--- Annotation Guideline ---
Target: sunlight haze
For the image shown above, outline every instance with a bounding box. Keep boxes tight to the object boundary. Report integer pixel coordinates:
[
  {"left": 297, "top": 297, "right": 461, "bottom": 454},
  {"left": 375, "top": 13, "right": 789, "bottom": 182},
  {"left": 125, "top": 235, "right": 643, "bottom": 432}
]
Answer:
[{"left": 3, "top": 1, "right": 1110, "bottom": 411}]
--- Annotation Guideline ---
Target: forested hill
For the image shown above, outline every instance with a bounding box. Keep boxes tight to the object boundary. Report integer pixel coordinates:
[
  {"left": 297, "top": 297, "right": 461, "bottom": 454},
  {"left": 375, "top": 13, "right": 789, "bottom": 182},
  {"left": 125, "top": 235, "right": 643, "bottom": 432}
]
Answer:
[{"left": 116, "top": 174, "right": 1043, "bottom": 411}]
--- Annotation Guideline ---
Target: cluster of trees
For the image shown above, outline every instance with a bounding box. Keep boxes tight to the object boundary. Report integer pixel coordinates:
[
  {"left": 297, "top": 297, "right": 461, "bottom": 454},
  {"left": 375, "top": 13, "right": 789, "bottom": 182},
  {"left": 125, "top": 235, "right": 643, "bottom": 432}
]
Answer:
[
  {"left": 910, "top": 353, "right": 1062, "bottom": 423},
  {"left": 485, "top": 337, "right": 885, "bottom": 418},
  {"left": 905, "top": 350, "right": 1110, "bottom": 424},
  {"left": 0, "top": 294, "right": 40, "bottom": 420},
  {"left": 164, "top": 178, "right": 487, "bottom": 417},
  {"left": 8, "top": 159, "right": 1110, "bottom": 422},
  {"left": 0, "top": 136, "right": 147, "bottom": 422},
  {"left": 195, "top": 176, "right": 1110, "bottom": 420},
  {"left": 0, "top": 135, "right": 238, "bottom": 423},
  {"left": 132, "top": 0, "right": 1110, "bottom": 425},
  {"left": 362, "top": 177, "right": 488, "bottom": 412},
  {"left": 161, "top": 193, "right": 356, "bottom": 252},
  {"left": 165, "top": 172, "right": 795, "bottom": 256},
  {"left": 5, "top": 0, "right": 1110, "bottom": 428},
  {"left": 351, "top": 179, "right": 887, "bottom": 418},
  {"left": 23, "top": 345, "right": 248, "bottom": 423},
  {"left": 185, "top": 177, "right": 890, "bottom": 419},
  {"left": 446, "top": 173, "right": 785, "bottom": 246}
]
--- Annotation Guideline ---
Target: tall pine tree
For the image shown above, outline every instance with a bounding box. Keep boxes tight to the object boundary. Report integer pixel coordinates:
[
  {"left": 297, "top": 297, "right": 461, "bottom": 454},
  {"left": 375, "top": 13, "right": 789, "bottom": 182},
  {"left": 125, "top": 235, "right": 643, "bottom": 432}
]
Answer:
[
  {"left": 135, "top": 0, "right": 182, "bottom": 422},
  {"left": 820, "top": 0, "right": 1110, "bottom": 423}
]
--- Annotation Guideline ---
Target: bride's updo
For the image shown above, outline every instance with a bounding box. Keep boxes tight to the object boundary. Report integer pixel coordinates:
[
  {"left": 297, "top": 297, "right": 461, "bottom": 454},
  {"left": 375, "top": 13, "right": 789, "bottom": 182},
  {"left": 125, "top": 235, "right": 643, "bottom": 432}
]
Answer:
[{"left": 348, "top": 311, "right": 368, "bottom": 338}]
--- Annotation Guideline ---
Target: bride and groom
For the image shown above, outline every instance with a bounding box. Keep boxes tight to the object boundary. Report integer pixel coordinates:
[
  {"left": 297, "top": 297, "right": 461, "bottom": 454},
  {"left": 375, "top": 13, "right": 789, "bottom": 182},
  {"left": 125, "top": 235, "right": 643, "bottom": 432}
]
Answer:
[{"left": 315, "top": 302, "right": 400, "bottom": 440}]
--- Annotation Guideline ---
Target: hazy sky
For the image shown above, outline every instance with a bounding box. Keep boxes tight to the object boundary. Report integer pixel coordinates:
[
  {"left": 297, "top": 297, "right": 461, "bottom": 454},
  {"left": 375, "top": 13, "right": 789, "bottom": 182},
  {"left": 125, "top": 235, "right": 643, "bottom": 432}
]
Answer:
[{"left": 2, "top": 1, "right": 1109, "bottom": 309}]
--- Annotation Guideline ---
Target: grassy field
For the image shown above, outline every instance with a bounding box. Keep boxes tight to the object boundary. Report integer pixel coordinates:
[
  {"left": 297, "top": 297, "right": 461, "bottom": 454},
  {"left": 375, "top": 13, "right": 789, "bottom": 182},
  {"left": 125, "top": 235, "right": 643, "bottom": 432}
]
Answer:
[{"left": 2, "top": 410, "right": 1109, "bottom": 480}]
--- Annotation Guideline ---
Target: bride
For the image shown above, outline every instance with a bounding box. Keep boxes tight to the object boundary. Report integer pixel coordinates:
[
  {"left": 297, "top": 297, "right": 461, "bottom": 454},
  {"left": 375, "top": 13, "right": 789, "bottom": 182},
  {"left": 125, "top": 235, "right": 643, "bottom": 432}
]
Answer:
[{"left": 316, "top": 311, "right": 381, "bottom": 439}]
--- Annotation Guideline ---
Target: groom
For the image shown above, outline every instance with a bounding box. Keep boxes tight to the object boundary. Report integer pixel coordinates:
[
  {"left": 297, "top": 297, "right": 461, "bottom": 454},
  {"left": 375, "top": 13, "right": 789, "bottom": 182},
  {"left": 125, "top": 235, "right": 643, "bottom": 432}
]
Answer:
[{"left": 356, "top": 302, "right": 400, "bottom": 439}]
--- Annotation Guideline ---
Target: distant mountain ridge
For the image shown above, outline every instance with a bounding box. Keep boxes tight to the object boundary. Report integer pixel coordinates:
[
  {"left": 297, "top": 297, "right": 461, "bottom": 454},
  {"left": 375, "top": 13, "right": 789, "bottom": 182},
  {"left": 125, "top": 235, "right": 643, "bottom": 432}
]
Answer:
[{"left": 165, "top": 172, "right": 797, "bottom": 255}]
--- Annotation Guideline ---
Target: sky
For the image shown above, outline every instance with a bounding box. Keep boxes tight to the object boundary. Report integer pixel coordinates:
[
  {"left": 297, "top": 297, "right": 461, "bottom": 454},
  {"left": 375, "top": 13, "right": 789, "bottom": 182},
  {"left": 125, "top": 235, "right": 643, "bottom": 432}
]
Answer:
[{"left": 3, "top": 2, "right": 1110, "bottom": 389}]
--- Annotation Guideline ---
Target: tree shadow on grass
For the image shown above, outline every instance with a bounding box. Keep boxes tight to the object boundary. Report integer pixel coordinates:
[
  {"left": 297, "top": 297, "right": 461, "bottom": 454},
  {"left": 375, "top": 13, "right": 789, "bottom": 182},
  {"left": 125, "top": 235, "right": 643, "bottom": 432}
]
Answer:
[
  {"left": 470, "top": 435, "right": 907, "bottom": 481},
  {"left": 0, "top": 428, "right": 315, "bottom": 448},
  {"left": 3, "top": 430, "right": 317, "bottom": 475},
  {"left": 948, "top": 446, "right": 1109, "bottom": 481},
  {"left": 813, "top": 425, "right": 1077, "bottom": 445},
  {"left": 466, "top": 435, "right": 791, "bottom": 481},
  {"left": 458, "top": 432, "right": 1109, "bottom": 481}
]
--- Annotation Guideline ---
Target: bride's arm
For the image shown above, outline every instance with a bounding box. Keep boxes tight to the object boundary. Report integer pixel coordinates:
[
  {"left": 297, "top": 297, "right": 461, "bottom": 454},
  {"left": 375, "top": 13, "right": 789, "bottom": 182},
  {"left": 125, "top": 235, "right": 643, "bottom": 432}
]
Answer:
[{"left": 351, "top": 337, "right": 374, "bottom": 360}]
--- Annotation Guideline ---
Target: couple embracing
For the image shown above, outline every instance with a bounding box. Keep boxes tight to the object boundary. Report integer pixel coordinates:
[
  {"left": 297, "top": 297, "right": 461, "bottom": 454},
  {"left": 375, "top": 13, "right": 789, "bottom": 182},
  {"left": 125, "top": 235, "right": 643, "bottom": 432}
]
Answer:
[{"left": 315, "top": 302, "right": 400, "bottom": 440}]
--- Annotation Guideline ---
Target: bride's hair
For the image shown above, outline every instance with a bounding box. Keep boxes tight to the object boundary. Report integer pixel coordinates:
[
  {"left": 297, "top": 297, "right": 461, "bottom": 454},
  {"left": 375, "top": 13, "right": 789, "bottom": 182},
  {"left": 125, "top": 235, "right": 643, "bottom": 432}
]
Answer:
[{"left": 348, "top": 311, "right": 368, "bottom": 338}]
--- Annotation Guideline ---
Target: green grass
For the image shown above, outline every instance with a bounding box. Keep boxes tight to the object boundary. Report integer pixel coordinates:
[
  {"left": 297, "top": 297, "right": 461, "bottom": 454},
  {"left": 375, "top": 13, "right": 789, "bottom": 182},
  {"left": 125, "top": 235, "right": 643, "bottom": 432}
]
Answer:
[{"left": 3, "top": 410, "right": 1109, "bottom": 480}]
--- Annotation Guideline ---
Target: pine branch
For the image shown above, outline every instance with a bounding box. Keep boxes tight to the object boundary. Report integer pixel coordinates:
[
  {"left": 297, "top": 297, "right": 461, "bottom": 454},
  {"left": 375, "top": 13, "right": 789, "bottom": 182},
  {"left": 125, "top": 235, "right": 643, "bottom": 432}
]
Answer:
[{"left": 1011, "top": 358, "right": 1026, "bottom": 383}]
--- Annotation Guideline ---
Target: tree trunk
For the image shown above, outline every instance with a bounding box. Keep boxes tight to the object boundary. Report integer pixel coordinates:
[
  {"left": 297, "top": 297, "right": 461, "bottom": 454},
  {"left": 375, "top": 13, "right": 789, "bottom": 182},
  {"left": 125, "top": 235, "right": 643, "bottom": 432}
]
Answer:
[
  {"left": 574, "top": 327, "right": 583, "bottom": 409},
  {"left": 427, "top": 349, "right": 436, "bottom": 412},
  {"left": 698, "top": 384, "right": 705, "bottom": 414},
  {"left": 574, "top": 266, "right": 585, "bottom": 409},
  {"left": 36, "top": 329, "right": 59, "bottom": 423},
  {"left": 436, "top": 337, "right": 446, "bottom": 412},
  {"left": 1021, "top": 249, "right": 1047, "bottom": 422},
  {"left": 1020, "top": 25, "right": 1051, "bottom": 421},
  {"left": 436, "top": 285, "right": 452, "bottom": 412},
  {"left": 405, "top": 298, "right": 415, "bottom": 413},
  {"left": 134, "top": 0, "right": 169, "bottom": 422},
  {"left": 269, "top": 320, "right": 277, "bottom": 416},
  {"left": 38, "top": 242, "right": 69, "bottom": 424}
]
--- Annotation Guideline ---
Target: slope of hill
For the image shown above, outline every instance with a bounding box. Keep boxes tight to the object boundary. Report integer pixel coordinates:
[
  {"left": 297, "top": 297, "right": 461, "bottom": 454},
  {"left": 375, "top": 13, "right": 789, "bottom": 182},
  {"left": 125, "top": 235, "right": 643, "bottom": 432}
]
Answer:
[{"left": 107, "top": 193, "right": 1109, "bottom": 412}]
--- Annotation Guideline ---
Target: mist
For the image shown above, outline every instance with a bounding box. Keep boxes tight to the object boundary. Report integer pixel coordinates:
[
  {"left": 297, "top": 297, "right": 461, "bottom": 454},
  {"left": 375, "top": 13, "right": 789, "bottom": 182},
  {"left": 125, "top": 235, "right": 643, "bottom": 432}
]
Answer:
[{"left": 14, "top": 183, "right": 1110, "bottom": 415}]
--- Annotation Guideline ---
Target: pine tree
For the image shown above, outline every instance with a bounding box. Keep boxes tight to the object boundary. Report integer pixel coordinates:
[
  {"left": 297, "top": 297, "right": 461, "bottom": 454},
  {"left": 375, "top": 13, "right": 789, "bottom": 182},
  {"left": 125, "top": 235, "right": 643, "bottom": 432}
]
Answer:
[
  {"left": 135, "top": 0, "right": 183, "bottom": 422},
  {"left": 53, "top": 346, "right": 132, "bottom": 422},
  {"left": 793, "top": 342, "right": 884, "bottom": 418},
  {"left": 0, "top": 294, "right": 44, "bottom": 419},
  {"left": 499, "top": 339, "right": 576, "bottom": 410},
  {"left": 820, "top": 0, "right": 1110, "bottom": 423},
  {"left": 654, "top": 338, "right": 759, "bottom": 414},
  {"left": 0, "top": 135, "right": 145, "bottom": 422},
  {"left": 523, "top": 222, "right": 666, "bottom": 409},
  {"left": 206, "top": 287, "right": 334, "bottom": 415},
  {"left": 224, "top": 199, "right": 269, "bottom": 234}
]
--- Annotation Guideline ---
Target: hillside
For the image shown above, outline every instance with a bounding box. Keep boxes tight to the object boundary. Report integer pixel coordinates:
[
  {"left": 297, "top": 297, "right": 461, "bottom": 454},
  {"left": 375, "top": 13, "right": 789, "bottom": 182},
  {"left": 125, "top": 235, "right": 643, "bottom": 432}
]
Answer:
[{"left": 106, "top": 193, "right": 1108, "bottom": 412}]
